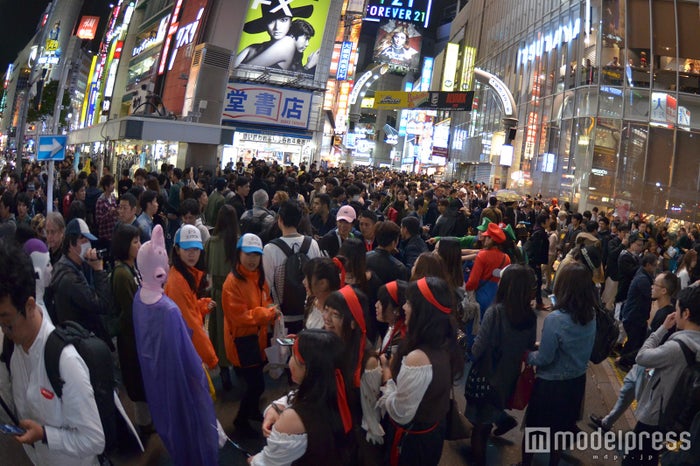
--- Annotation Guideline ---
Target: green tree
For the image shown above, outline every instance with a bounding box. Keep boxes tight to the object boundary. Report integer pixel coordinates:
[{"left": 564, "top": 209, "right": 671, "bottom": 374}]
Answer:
[{"left": 27, "top": 80, "right": 71, "bottom": 130}]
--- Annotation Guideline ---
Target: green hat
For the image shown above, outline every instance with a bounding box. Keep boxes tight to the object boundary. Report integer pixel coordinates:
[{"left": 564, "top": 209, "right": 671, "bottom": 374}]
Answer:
[
  {"left": 476, "top": 217, "right": 492, "bottom": 232},
  {"left": 501, "top": 223, "right": 517, "bottom": 242}
]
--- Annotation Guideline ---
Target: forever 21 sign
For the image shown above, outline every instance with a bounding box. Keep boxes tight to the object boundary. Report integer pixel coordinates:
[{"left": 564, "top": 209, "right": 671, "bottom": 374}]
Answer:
[{"left": 365, "top": 0, "right": 433, "bottom": 28}]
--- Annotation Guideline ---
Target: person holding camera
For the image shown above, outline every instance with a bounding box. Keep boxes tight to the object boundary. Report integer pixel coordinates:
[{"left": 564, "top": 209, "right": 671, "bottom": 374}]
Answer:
[{"left": 48, "top": 218, "right": 114, "bottom": 350}]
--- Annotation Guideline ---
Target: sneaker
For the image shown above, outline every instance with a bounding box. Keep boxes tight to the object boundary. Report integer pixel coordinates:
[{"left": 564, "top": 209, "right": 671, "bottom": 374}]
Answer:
[
  {"left": 493, "top": 415, "right": 518, "bottom": 436},
  {"left": 589, "top": 414, "right": 611, "bottom": 432}
]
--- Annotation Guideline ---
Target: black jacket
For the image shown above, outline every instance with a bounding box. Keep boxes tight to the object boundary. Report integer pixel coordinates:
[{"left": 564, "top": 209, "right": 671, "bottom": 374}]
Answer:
[
  {"left": 525, "top": 226, "right": 549, "bottom": 265},
  {"left": 399, "top": 234, "right": 428, "bottom": 269},
  {"left": 615, "top": 250, "right": 641, "bottom": 303},
  {"left": 49, "top": 256, "right": 113, "bottom": 348},
  {"left": 366, "top": 248, "right": 409, "bottom": 284}
]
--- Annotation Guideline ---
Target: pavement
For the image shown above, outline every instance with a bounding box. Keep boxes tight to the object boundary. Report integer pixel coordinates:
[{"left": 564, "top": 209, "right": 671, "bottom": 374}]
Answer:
[{"left": 1, "top": 304, "right": 637, "bottom": 466}]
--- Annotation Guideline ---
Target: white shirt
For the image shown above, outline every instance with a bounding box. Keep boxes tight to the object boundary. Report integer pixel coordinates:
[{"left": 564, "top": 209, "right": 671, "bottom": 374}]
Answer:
[
  {"left": 262, "top": 234, "right": 322, "bottom": 306},
  {"left": 0, "top": 313, "right": 105, "bottom": 465},
  {"left": 376, "top": 356, "right": 433, "bottom": 425}
]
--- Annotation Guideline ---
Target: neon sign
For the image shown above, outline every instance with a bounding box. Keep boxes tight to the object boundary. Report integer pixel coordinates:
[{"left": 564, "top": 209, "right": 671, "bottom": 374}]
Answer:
[{"left": 167, "top": 7, "right": 204, "bottom": 71}]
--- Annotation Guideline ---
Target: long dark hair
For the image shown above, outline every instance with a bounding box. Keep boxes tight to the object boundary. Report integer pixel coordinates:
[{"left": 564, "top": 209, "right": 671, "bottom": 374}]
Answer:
[
  {"left": 409, "top": 252, "right": 446, "bottom": 281},
  {"left": 213, "top": 204, "right": 239, "bottom": 265},
  {"left": 325, "top": 286, "right": 375, "bottom": 386},
  {"left": 494, "top": 264, "right": 537, "bottom": 328},
  {"left": 436, "top": 238, "right": 464, "bottom": 289},
  {"left": 172, "top": 245, "right": 207, "bottom": 297},
  {"left": 290, "top": 329, "right": 353, "bottom": 465},
  {"left": 552, "top": 262, "right": 596, "bottom": 325},
  {"left": 391, "top": 277, "right": 463, "bottom": 380},
  {"left": 338, "top": 237, "right": 368, "bottom": 290}
]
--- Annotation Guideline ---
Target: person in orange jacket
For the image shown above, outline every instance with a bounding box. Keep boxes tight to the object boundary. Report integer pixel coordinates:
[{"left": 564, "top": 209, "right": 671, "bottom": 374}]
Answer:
[
  {"left": 222, "top": 233, "right": 279, "bottom": 436},
  {"left": 165, "top": 224, "right": 218, "bottom": 370}
]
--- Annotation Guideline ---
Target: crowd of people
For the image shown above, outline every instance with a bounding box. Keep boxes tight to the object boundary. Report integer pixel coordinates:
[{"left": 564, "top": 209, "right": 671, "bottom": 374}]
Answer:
[{"left": 1, "top": 155, "right": 700, "bottom": 466}]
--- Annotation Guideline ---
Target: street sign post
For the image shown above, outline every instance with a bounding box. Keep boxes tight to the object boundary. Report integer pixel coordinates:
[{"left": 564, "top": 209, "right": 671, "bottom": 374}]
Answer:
[
  {"left": 37, "top": 135, "right": 67, "bottom": 161},
  {"left": 38, "top": 134, "right": 67, "bottom": 215}
]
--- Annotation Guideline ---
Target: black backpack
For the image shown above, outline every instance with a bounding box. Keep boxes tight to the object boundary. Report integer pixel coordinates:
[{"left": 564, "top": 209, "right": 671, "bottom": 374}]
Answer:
[
  {"left": 271, "top": 236, "right": 312, "bottom": 317},
  {"left": 589, "top": 305, "right": 620, "bottom": 364},
  {"left": 44, "top": 321, "right": 118, "bottom": 455},
  {"left": 659, "top": 340, "right": 700, "bottom": 434}
]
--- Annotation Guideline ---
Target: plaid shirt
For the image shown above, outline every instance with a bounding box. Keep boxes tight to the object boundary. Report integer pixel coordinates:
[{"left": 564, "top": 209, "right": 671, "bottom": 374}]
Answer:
[{"left": 95, "top": 193, "right": 118, "bottom": 241}]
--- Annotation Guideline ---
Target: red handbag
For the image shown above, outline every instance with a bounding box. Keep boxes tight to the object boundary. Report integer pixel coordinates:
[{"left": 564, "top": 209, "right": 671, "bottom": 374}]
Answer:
[{"left": 507, "top": 354, "right": 536, "bottom": 410}]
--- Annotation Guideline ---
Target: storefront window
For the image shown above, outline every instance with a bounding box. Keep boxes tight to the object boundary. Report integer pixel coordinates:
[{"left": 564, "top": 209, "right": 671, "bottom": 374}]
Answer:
[
  {"left": 575, "top": 87, "right": 598, "bottom": 117},
  {"left": 601, "top": 0, "right": 624, "bottom": 85},
  {"left": 641, "top": 127, "right": 673, "bottom": 215},
  {"left": 615, "top": 122, "right": 647, "bottom": 211},
  {"left": 678, "top": 1, "right": 700, "bottom": 94},
  {"left": 587, "top": 118, "right": 621, "bottom": 209},
  {"left": 677, "top": 94, "right": 700, "bottom": 130},
  {"left": 669, "top": 130, "right": 700, "bottom": 221},
  {"left": 624, "top": 89, "right": 650, "bottom": 121},
  {"left": 599, "top": 85, "right": 623, "bottom": 118},
  {"left": 627, "top": 0, "right": 651, "bottom": 88}
]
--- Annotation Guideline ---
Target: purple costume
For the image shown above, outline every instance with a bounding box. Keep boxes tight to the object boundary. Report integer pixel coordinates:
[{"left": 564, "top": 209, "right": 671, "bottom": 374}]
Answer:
[
  {"left": 133, "top": 290, "right": 219, "bottom": 466},
  {"left": 132, "top": 224, "right": 219, "bottom": 466}
]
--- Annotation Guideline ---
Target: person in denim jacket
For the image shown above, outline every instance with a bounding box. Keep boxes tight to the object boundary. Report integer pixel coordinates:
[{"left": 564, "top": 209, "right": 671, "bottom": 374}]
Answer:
[{"left": 520, "top": 262, "right": 596, "bottom": 466}]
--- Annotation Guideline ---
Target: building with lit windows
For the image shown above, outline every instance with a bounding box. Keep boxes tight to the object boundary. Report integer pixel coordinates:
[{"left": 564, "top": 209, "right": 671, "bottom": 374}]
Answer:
[{"left": 441, "top": 0, "right": 700, "bottom": 222}]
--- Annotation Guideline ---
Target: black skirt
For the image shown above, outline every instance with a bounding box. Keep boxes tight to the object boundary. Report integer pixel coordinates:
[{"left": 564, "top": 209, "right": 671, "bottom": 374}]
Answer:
[{"left": 524, "top": 374, "right": 586, "bottom": 433}]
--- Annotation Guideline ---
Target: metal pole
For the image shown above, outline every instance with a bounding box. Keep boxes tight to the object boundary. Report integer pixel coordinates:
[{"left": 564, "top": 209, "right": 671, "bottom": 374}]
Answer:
[
  {"left": 13, "top": 1, "right": 57, "bottom": 177},
  {"left": 46, "top": 54, "right": 73, "bottom": 214}
]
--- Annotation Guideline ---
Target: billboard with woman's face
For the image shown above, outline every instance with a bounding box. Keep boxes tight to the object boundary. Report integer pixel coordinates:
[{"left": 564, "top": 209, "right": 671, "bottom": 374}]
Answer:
[
  {"left": 373, "top": 20, "right": 422, "bottom": 72},
  {"left": 234, "top": 0, "right": 332, "bottom": 79}
]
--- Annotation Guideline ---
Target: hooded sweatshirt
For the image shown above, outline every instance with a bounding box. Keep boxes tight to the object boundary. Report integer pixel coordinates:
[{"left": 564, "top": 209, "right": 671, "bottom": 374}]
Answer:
[{"left": 635, "top": 326, "right": 700, "bottom": 425}]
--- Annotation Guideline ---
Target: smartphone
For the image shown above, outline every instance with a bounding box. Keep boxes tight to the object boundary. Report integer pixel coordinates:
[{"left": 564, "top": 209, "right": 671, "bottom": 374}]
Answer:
[
  {"left": 0, "top": 424, "right": 25, "bottom": 435},
  {"left": 276, "top": 338, "right": 295, "bottom": 346},
  {"left": 548, "top": 294, "right": 557, "bottom": 306}
]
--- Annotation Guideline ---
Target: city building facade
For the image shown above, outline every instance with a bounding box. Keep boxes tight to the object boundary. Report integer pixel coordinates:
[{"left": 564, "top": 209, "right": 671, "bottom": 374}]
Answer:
[{"left": 443, "top": 0, "right": 700, "bottom": 222}]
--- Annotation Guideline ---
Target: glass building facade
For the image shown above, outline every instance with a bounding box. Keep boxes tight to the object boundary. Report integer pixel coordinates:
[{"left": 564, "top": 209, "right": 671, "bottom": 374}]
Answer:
[{"left": 449, "top": 0, "right": 700, "bottom": 222}]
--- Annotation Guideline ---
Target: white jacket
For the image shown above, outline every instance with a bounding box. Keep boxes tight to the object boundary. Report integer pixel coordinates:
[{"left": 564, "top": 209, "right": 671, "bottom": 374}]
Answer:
[{"left": 0, "top": 313, "right": 104, "bottom": 465}]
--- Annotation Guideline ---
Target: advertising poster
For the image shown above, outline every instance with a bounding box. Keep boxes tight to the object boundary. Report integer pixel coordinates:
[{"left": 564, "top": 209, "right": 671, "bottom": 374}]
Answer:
[
  {"left": 373, "top": 20, "right": 421, "bottom": 71},
  {"left": 221, "top": 82, "right": 313, "bottom": 129},
  {"left": 234, "top": 0, "right": 332, "bottom": 78}
]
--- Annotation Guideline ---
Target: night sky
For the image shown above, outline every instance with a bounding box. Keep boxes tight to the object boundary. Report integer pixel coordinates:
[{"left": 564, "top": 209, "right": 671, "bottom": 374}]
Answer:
[{"left": 0, "top": 0, "right": 112, "bottom": 75}]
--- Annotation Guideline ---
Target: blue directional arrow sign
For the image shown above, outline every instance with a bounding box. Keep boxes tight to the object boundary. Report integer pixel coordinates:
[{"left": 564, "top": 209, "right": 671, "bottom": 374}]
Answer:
[{"left": 37, "top": 135, "right": 67, "bottom": 161}]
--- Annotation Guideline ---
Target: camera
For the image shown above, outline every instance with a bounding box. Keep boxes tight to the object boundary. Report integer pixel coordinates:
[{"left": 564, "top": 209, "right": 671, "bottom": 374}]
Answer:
[{"left": 96, "top": 249, "right": 108, "bottom": 260}]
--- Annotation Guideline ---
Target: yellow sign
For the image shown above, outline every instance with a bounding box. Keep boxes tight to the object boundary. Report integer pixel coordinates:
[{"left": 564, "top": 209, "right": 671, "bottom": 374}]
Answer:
[
  {"left": 460, "top": 46, "right": 477, "bottom": 91},
  {"left": 45, "top": 40, "right": 59, "bottom": 52},
  {"left": 373, "top": 91, "right": 428, "bottom": 109}
]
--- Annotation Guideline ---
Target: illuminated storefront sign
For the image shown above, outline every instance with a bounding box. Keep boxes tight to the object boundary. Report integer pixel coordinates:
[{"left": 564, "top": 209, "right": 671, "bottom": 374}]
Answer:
[
  {"left": 365, "top": 0, "right": 433, "bottom": 28},
  {"left": 167, "top": 7, "right": 205, "bottom": 71},
  {"left": 158, "top": 0, "right": 184, "bottom": 74},
  {"left": 460, "top": 46, "right": 476, "bottom": 91},
  {"left": 76, "top": 16, "right": 100, "bottom": 40},
  {"left": 337, "top": 41, "right": 353, "bottom": 80},
  {"left": 518, "top": 18, "right": 581, "bottom": 66},
  {"left": 488, "top": 76, "right": 513, "bottom": 115},
  {"left": 222, "top": 83, "right": 313, "bottom": 129},
  {"left": 132, "top": 15, "right": 169, "bottom": 57},
  {"left": 441, "top": 43, "right": 458, "bottom": 91}
]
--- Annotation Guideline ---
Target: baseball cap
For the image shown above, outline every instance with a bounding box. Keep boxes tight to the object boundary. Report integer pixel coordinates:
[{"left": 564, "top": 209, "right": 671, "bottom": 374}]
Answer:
[
  {"left": 65, "top": 218, "right": 97, "bottom": 241},
  {"left": 476, "top": 217, "right": 492, "bottom": 232},
  {"left": 336, "top": 205, "right": 357, "bottom": 223},
  {"left": 215, "top": 177, "right": 227, "bottom": 191},
  {"left": 237, "top": 233, "right": 263, "bottom": 254},
  {"left": 481, "top": 222, "right": 506, "bottom": 244},
  {"left": 175, "top": 224, "right": 203, "bottom": 250}
]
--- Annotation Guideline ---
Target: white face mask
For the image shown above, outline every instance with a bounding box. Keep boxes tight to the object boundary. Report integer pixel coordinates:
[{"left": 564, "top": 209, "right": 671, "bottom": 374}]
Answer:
[{"left": 79, "top": 242, "right": 91, "bottom": 261}]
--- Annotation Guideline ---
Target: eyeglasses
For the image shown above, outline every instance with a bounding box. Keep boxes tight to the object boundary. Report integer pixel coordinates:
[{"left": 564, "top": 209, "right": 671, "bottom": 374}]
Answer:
[{"left": 0, "top": 310, "right": 23, "bottom": 332}]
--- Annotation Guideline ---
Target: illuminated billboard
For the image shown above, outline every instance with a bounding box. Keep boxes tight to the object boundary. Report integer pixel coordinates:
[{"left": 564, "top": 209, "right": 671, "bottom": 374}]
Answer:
[
  {"left": 234, "top": 0, "right": 332, "bottom": 79},
  {"left": 365, "top": 0, "right": 433, "bottom": 28},
  {"left": 221, "top": 83, "right": 313, "bottom": 130},
  {"left": 373, "top": 20, "right": 421, "bottom": 72}
]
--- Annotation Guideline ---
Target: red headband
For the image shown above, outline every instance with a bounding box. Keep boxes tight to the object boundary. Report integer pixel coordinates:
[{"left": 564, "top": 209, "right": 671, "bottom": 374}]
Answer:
[
  {"left": 416, "top": 278, "right": 452, "bottom": 314},
  {"left": 292, "top": 336, "right": 352, "bottom": 433},
  {"left": 385, "top": 281, "right": 399, "bottom": 305},
  {"left": 332, "top": 257, "right": 346, "bottom": 287},
  {"left": 339, "top": 285, "right": 366, "bottom": 387}
]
